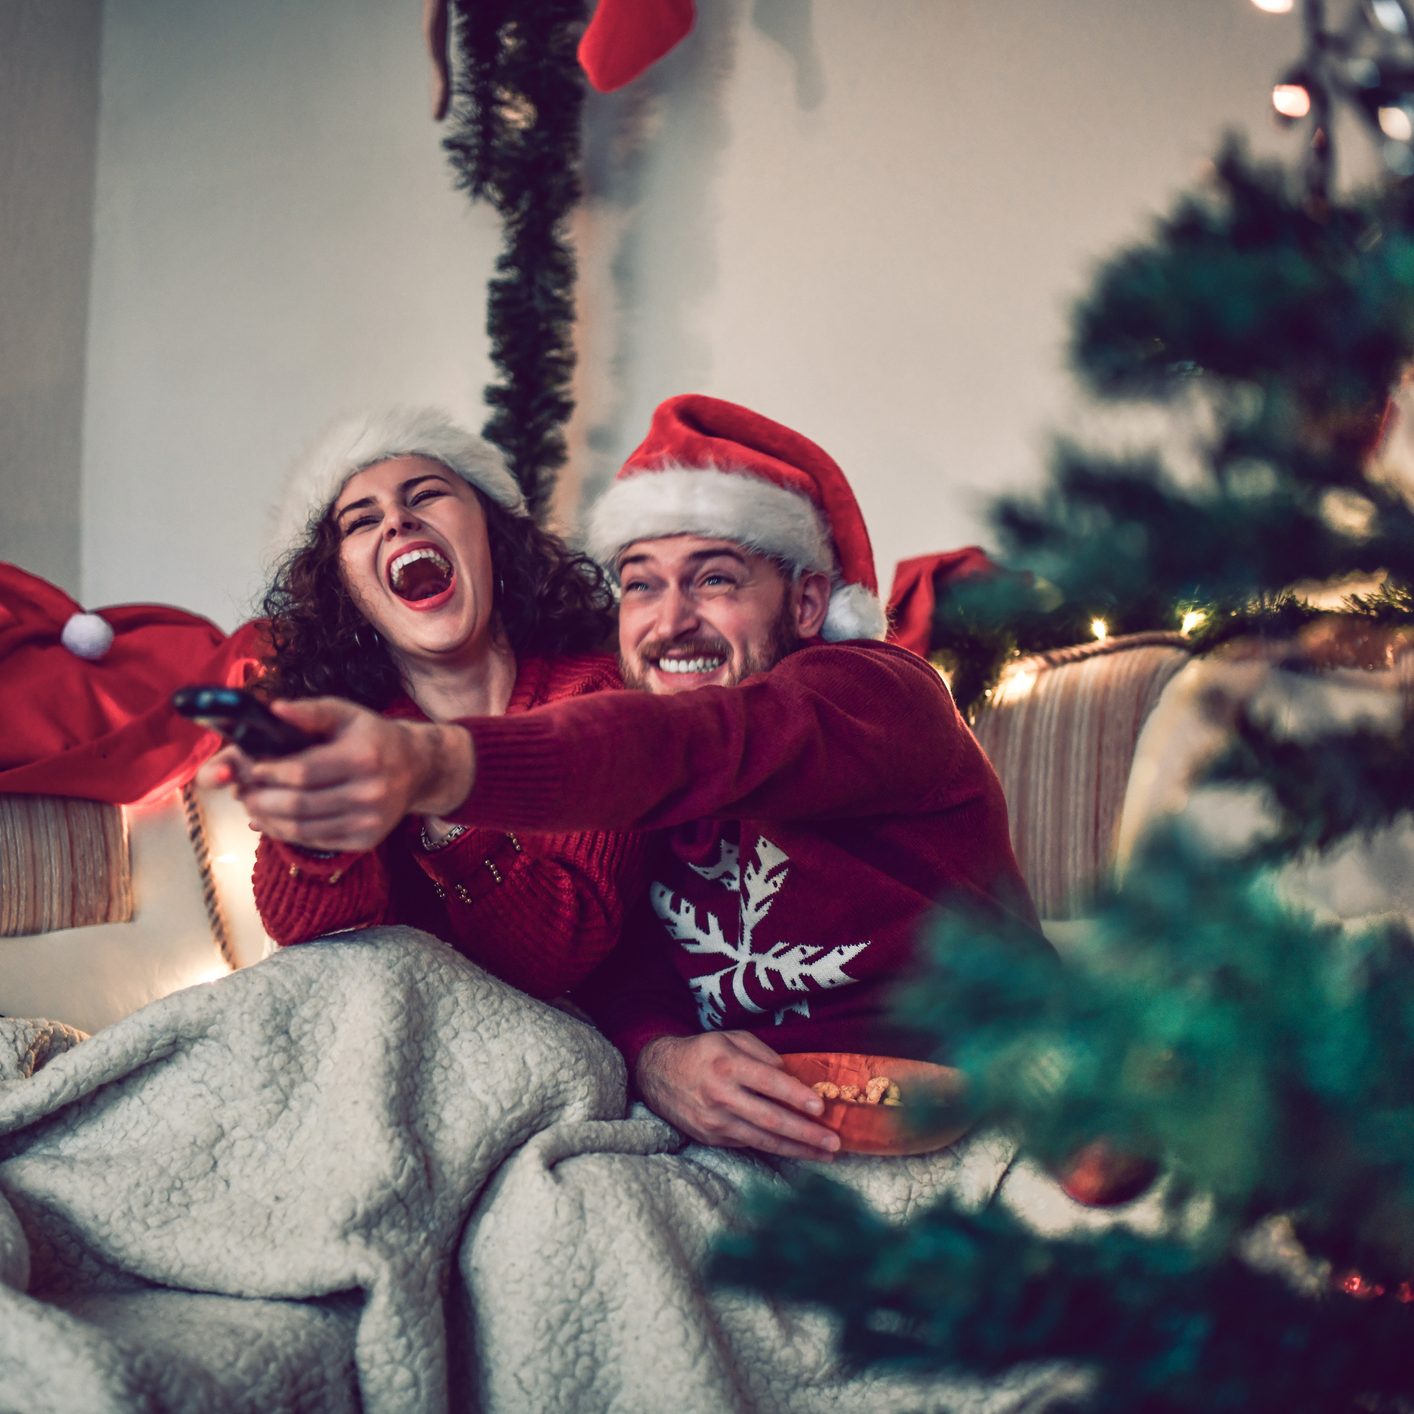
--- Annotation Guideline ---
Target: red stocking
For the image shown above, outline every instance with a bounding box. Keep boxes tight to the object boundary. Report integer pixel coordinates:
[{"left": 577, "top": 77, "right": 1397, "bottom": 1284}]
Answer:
[{"left": 578, "top": 0, "right": 696, "bottom": 93}]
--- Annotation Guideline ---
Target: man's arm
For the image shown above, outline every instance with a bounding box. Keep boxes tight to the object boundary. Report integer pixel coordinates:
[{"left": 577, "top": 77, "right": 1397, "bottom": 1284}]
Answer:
[
  {"left": 453, "top": 641, "right": 977, "bottom": 835},
  {"left": 201, "top": 644, "right": 967, "bottom": 854}
]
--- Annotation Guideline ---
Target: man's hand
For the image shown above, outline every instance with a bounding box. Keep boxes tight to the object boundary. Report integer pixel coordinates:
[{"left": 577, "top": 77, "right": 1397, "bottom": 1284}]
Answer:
[
  {"left": 197, "top": 697, "right": 475, "bottom": 853},
  {"left": 635, "top": 1031, "right": 841, "bottom": 1162}
]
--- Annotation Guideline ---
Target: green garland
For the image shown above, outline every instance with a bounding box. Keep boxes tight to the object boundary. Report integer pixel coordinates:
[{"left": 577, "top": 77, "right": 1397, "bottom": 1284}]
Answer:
[
  {"left": 442, "top": 0, "right": 588, "bottom": 520},
  {"left": 931, "top": 579, "right": 1413, "bottom": 721}
]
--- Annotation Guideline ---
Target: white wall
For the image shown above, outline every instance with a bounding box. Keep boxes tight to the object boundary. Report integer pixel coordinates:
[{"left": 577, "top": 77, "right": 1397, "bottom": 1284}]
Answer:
[
  {"left": 0, "top": 0, "right": 102, "bottom": 597},
  {"left": 80, "top": 0, "right": 1321, "bottom": 627},
  {"left": 569, "top": 0, "right": 1313, "bottom": 596},
  {"left": 82, "top": 0, "right": 499, "bottom": 626}
]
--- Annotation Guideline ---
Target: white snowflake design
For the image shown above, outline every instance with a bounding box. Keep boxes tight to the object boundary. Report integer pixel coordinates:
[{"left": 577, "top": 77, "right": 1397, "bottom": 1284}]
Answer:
[{"left": 649, "top": 834, "right": 871, "bottom": 1029}]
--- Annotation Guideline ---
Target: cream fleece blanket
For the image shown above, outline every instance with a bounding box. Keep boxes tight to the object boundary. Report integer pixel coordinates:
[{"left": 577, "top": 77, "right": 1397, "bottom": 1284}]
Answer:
[{"left": 0, "top": 930, "right": 1080, "bottom": 1412}]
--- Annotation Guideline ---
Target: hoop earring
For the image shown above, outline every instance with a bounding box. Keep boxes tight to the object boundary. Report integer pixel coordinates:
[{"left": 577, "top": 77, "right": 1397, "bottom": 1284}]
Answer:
[{"left": 497, "top": 575, "right": 507, "bottom": 601}]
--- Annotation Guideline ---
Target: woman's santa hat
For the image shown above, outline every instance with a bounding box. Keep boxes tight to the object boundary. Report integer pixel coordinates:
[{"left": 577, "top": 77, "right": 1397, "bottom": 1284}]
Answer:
[
  {"left": 585, "top": 394, "right": 888, "bottom": 642},
  {"left": 271, "top": 407, "right": 526, "bottom": 557}
]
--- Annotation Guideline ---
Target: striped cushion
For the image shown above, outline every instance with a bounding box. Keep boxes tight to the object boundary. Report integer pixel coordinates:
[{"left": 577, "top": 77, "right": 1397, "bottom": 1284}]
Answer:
[
  {"left": 972, "top": 634, "right": 1191, "bottom": 919},
  {"left": 0, "top": 795, "right": 134, "bottom": 936}
]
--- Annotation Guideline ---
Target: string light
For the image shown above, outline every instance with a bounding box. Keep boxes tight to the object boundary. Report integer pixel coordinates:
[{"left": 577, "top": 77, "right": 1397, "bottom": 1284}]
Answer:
[
  {"left": 1378, "top": 103, "right": 1414, "bottom": 140},
  {"left": 1180, "top": 609, "right": 1209, "bottom": 636},
  {"left": 1258, "top": 0, "right": 1414, "bottom": 191},
  {"left": 1366, "top": 0, "right": 1411, "bottom": 36},
  {"left": 1090, "top": 618, "right": 1110, "bottom": 642},
  {"left": 1273, "top": 82, "right": 1314, "bottom": 119}
]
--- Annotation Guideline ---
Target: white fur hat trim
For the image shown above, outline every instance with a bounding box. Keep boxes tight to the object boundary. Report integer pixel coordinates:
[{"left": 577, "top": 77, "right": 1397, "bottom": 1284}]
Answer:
[
  {"left": 586, "top": 464, "right": 886, "bottom": 642},
  {"left": 586, "top": 464, "right": 835, "bottom": 575},
  {"left": 272, "top": 407, "right": 525, "bottom": 556}
]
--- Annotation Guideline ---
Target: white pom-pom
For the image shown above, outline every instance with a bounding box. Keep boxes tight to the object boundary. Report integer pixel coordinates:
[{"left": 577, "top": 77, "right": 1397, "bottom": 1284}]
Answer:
[
  {"left": 61, "top": 611, "right": 115, "bottom": 660},
  {"left": 822, "top": 582, "right": 888, "bottom": 642}
]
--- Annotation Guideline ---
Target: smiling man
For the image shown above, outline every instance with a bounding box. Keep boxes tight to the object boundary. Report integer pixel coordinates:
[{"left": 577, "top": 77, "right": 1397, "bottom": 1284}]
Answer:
[{"left": 241, "top": 395, "right": 1045, "bottom": 1161}]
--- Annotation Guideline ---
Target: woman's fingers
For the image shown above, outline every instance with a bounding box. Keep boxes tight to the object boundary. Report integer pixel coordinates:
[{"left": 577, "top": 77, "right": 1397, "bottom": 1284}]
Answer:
[{"left": 196, "top": 743, "right": 249, "bottom": 791}]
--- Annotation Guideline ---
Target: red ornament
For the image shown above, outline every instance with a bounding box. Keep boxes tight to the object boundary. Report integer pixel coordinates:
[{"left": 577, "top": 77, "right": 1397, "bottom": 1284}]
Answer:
[
  {"left": 1337, "top": 1270, "right": 1386, "bottom": 1300},
  {"left": 1056, "top": 1139, "right": 1161, "bottom": 1207}
]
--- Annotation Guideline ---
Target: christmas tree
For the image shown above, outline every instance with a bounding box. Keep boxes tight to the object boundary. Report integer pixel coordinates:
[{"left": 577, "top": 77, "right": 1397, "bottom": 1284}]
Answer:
[{"left": 713, "top": 9, "right": 1414, "bottom": 1410}]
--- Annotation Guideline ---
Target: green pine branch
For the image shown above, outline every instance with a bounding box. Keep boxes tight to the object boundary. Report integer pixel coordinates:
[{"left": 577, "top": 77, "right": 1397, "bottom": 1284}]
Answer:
[
  {"left": 1207, "top": 703, "right": 1414, "bottom": 858},
  {"left": 900, "top": 833, "right": 1414, "bottom": 1274},
  {"left": 713, "top": 1177, "right": 1414, "bottom": 1414}
]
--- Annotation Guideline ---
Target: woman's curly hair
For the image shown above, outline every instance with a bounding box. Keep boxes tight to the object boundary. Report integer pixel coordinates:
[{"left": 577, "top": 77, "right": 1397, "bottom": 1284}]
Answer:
[{"left": 259, "top": 493, "right": 617, "bottom": 708}]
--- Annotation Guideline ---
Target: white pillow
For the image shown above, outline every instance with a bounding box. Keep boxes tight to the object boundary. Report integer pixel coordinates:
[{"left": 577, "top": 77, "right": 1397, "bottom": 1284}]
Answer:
[{"left": 0, "top": 785, "right": 271, "bottom": 1035}]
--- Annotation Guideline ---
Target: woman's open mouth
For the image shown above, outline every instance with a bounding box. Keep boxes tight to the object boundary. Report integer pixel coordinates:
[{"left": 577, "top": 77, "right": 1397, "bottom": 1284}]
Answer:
[{"left": 388, "top": 545, "right": 456, "bottom": 611}]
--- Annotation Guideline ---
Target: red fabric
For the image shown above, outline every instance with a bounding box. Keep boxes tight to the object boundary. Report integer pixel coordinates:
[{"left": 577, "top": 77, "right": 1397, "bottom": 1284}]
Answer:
[
  {"left": 448, "top": 641, "right": 1045, "bottom": 1064},
  {"left": 578, "top": 0, "right": 695, "bottom": 93},
  {"left": 621, "top": 393, "right": 882, "bottom": 596},
  {"left": 0, "top": 564, "right": 267, "bottom": 803},
  {"left": 254, "top": 654, "right": 651, "bottom": 1002},
  {"left": 886, "top": 547, "right": 1000, "bottom": 658}
]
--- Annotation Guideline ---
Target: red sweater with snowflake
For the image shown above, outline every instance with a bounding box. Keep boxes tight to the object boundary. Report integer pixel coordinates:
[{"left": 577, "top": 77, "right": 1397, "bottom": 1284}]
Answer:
[
  {"left": 252, "top": 654, "right": 649, "bottom": 1001},
  {"left": 443, "top": 641, "right": 1045, "bottom": 1064}
]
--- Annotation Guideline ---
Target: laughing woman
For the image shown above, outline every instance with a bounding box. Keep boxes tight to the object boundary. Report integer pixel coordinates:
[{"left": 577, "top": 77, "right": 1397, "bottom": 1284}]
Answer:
[{"left": 210, "top": 408, "right": 645, "bottom": 1001}]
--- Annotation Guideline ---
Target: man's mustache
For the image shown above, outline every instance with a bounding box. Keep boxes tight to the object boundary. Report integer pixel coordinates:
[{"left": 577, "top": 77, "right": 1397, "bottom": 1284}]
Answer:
[{"left": 635, "top": 635, "right": 732, "bottom": 661}]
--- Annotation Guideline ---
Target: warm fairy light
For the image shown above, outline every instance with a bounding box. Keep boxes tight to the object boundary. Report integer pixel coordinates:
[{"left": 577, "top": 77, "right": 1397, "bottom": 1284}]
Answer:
[
  {"left": 1251, "top": 0, "right": 1294, "bottom": 11},
  {"left": 1272, "top": 83, "right": 1313, "bottom": 119},
  {"left": 1090, "top": 618, "right": 1110, "bottom": 642},
  {"left": 1379, "top": 104, "right": 1414, "bottom": 142},
  {"left": 995, "top": 666, "right": 1038, "bottom": 701},
  {"left": 1180, "top": 609, "right": 1208, "bottom": 636},
  {"left": 1368, "top": 0, "right": 1411, "bottom": 35},
  {"left": 212, "top": 852, "right": 239, "bottom": 865}
]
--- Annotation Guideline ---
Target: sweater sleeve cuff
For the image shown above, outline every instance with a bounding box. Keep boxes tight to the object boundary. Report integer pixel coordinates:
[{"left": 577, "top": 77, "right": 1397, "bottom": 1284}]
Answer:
[
  {"left": 263, "top": 836, "right": 364, "bottom": 882},
  {"left": 449, "top": 715, "right": 574, "bottom": 828}
]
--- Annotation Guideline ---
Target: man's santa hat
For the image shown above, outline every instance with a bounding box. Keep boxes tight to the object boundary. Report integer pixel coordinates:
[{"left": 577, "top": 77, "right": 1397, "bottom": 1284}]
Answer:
[
  {"left": 271, "top": 406, "right": 526, "bottom": 557},
  {"left": 585, "top": 394, "right": 888, "bottom": 642}
]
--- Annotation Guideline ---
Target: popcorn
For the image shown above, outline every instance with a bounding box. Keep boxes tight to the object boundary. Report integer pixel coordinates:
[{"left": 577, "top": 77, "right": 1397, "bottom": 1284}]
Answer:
[{"left": 811, "top": 1075, "right": 901, "bottom": 1105}]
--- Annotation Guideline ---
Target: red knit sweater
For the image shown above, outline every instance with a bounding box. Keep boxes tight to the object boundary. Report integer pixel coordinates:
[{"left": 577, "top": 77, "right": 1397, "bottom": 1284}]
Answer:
[
  {"left": 444, "top": 641, "right": 1044, "bottom": 1064},
  {"left": 252, "top": 654, "right": 649, "bottom": 1000}
]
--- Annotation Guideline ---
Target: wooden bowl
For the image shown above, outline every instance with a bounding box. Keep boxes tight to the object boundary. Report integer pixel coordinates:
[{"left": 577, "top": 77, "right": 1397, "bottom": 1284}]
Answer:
[{"left": 780, "top": 1052, "right": 970, "bottom": 1156}]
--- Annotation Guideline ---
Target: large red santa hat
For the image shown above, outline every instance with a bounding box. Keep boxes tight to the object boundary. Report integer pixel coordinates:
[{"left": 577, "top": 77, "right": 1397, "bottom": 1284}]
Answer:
[{"left": 584, "top": 394, "right": 888, "bottom": 642}]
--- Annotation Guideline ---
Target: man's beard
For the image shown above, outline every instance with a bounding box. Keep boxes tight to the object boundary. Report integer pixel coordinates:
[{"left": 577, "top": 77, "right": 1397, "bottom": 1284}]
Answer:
[{"left": 620, "top": 599, "right": 803, "bottom": 693}]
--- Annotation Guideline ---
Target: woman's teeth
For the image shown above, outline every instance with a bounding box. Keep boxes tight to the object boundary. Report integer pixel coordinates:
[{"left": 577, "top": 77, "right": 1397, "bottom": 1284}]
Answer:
[
  {"left": 656, "top": 656, "right": 725, "bottom": 674},
  {"left": 389, "top": 548, "right": 454, "bottom": 601},
  {"left": 389, "top": 547, "right": 451, "bottom": 587}
]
